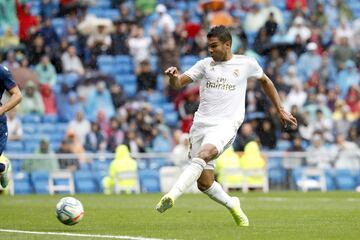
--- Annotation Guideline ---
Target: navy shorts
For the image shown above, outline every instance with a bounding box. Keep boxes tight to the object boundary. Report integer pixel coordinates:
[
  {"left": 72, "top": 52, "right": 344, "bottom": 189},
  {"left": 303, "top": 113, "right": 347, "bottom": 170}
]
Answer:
[{"left": 0, "top": 122, "right": 8, "bottom": 155}]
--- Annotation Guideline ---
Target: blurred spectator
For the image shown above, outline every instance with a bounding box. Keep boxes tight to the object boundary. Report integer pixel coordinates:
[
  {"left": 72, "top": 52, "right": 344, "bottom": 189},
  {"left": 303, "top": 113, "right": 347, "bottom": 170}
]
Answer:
[
  {"left": 152, "top": 128, "right": 172, "bottom": 153},
  {"left": 310, "top": 109, "right": 334, "bottom": 142},
  {"left": 57, "top": 139, "right": 79, "bottom": 172},
  {"left": 253, "top": 27, "right": 270, "bottom": 54},
  {"left": 85, "top": 81, "right": 115, "bottom": 120},
  {"left": 18, "top": 82, "right": 44, "bottom": 115},
  {"left": 264, "top": 12, "right": 278, "bottom": 37},
  {"left": 106, "top": 117, "right": 125, "bottom": 152},
  {"left": 215, "top": 147, "right": 242, "bottom": 188},
  {"left": 40, "top": 0, "right": 58, "bottom": 19},
  {"left": 56, "top": 87, "right": 83, "bottom": 122},
  {"left": 171, "top": 133, "right": 190, "bottom": 166},
  {"left": 7, "top": 109, "right": 23, "bottom": 141},
  {"left": 152, "top": 26, "right": 180, "bottom": 74},
  {"left": 238, "top": 141, "right": 267, "bottom": 186},
  {"left": 0, "top": 0, "right": 17, "bottom": 30},
  {"left": 16, "top": 0, "right": 39, "bottom": 43},
  {"left": 136, "top": 60, "right": 157, "bottom": 92},
  {"left": 63, "top": 129, "right": 87, "bottom": 165},
  {"left": 109, "top": 83, "right": 127, "bottom": 109},
  {"left": 284, "top": 83, "right": 307, "bottom": 111},
  {"left": 2, "top": 51, "right": 20, "bottom": 70},
  {"left": 22, "top": 139, "right": 59, "bottom": 172},
  {"left": 244, "top": 4, "right": 265, "bottom": 33},
  {"left": 306, "top": 134, "right": 332, "bottom": 169},
  {"left": 297, "top": 42, "right": 321, "bottom": 81},
  {"left": 39, "top": 18, "right": 59, "bottom": 49},
  {"left": 10, "top": 56, "right": 39, "bottom": 89},
  {"left": 110, "top": 20, "right": 130, "bottom": 55},
  {"left": 39, "top": 84, "right": 57, "bottom": 115},
  {"left": 336, "top": 0, "right": 352, "bottom": 21},
  {"left": 287, "top": 17, "right": 311, "bottom": 43},
  {"left": 67, "top": 110, "right": 91, "bottom": 145},
  {"left": 102, "top": 144, "right": 138, "bottom": 194},
  {"left": 347, "top": 125, "right": 360, "bottom": 147},
  {"left": 288, "top": 134, "right": 305, "bottom": 152},
  {"left": 345, "top": 86, "right": 360, "bottom": 115},
  {"left": 334, "top": 19, "right": 353, "bottom": 45},
  {"left": 34, "top": 55, "right": 57, "bottom": 87},
  {"left": 178, "top": 88, "right": 199, "bottom": 120},
  {"left": 123, "top": 130, "right": 145, "bottom": 153},
  {"left": 128, "top": 25, "right": 152, "bottom": 68},
  {"left": 28, "top": 35, "right": 47, "bottom": 65},
  {"left": 332, "top": 100, "right": 353, "bottom": 137},
  {"left": 336, "top": 60, "right": 359, "bottom": 98},
  {"left": 233, "top": 123, "right": 258, "bottom": 153},
  {"left": 61, "top": 45, "right": 85, "bottom": 75},
  {"left": 332, "top": 133, "right": 360, "bottom": 170},
  {"left": 135, "top": 0, "right": 156, "bottom": 16},
  {"left": 154, "top": 4, "right": 175, "bottom": 33},
  {"left": 310, "top": 2, "right": 328, "bottom": 29},
  {"left": 332, "top": 36, "right": 356, "bottom": 70},
  {"left": 257, "top": 118, "right": 277, "bottom": 149},
  {"left": 84, "top": 122, "right": 106, "bottom": 152},
  {"left": 0, "top": 27, "right": 20, "bottom": 51}
]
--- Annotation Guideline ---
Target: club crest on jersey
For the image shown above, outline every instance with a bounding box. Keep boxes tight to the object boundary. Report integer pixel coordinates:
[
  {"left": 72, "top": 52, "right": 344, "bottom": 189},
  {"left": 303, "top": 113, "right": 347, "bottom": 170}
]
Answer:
[{"left": 233, "top": 69, "right": 240, "bottom": 77}]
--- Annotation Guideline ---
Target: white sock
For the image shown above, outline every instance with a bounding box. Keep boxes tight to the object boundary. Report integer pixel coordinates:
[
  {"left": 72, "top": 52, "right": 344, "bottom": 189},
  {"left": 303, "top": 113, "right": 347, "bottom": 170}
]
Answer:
[
  {"left": 203, "top": 181, "right": 234, "bottom": 209},
  {"left": 168, "top": 158, "right": 206, "bottom": 200}
]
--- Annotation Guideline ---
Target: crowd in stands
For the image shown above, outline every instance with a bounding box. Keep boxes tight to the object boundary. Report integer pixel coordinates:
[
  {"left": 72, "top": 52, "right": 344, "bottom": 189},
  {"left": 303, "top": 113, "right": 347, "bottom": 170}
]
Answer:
[{"left": 0, "top": 0, "right": 359, "bottom": 176}]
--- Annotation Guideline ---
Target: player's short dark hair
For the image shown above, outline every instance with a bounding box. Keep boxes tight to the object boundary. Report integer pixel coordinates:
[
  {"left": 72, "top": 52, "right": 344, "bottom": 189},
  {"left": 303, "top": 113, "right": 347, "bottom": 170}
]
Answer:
[{"left": 207, "top": 25, "right": 232, "bottom": 45}]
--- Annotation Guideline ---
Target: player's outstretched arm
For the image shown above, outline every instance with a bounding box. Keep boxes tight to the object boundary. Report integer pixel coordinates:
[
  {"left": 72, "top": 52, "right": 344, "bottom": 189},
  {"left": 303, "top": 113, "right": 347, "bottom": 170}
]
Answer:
[
  {"left": 0, "top": 86, "right": 22, "bottom": 115},
  {"left": 258, "top": 74, "right": 297, "bottom": 128},
  {"left": 165, "top": 66, "right": 192, "bottom": 89}
]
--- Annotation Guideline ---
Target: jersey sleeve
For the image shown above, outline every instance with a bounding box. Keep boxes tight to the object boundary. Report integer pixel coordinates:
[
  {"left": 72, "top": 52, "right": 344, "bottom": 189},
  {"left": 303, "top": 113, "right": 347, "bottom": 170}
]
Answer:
[
  {"left": 183, "top": 59, "right": 206, "bottom": 82},
  {"left": 247, "top": 57, "right": 263, "bottom": 79},
  {"left": 0, "top": 65, "right": 17, "bottom": 91}
]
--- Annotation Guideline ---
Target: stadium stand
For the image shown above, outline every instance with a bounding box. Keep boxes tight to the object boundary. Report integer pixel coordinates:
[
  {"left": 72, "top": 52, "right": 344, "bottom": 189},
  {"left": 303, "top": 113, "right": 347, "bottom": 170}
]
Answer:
[{"left": 0, "top": 0, "right": 359, "bottom": 194}]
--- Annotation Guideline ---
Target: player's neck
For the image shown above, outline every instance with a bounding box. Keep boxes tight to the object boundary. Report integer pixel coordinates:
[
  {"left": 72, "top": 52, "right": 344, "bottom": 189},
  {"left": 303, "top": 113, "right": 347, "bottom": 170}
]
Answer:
[{"left": 222, "top": 52, "right": 233, "bottom": 62}]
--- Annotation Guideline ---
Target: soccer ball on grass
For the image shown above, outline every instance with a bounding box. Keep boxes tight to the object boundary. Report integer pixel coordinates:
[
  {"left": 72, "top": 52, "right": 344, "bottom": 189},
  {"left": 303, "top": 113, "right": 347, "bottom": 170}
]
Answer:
[{"left": 56, "top": 197, "right": 84, "bottom": 225}]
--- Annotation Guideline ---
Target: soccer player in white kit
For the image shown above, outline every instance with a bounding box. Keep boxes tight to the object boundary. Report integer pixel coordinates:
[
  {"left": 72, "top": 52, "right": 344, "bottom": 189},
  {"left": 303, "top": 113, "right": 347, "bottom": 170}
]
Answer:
[{"left": 156, "top": 25, "right": 297, "bottom": 226}]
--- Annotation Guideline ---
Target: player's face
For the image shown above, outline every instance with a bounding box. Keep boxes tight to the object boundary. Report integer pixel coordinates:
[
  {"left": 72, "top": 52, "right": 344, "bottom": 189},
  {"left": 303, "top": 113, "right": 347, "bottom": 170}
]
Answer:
[{"left": 207, "top": 37, "right": 228, "bottom": 62}]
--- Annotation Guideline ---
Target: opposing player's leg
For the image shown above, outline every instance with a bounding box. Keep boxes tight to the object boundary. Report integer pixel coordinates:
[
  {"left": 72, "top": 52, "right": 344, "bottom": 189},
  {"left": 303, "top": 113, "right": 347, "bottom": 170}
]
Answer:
[
  {"left": 198, "top": 170, "right": 249, "bottom": 226},
  {"left": 156, "top": 144, "right": 217, "bottom": 213},
  {"left": 0, "top": 155, "right": 11, "bottom": 188}
]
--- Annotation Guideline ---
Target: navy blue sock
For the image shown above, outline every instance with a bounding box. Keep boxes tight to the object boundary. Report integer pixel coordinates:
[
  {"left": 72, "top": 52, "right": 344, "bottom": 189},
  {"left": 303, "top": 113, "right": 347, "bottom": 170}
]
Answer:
[{"left": 0, "top": 163, "right": 5, "bottom": 172}]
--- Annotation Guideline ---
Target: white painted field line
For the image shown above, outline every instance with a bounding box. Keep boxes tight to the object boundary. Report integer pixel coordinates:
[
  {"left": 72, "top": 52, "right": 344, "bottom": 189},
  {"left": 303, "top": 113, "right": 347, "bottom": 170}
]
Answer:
[{"left": 0, "top": 229, "right": 170, "bottom": 240}]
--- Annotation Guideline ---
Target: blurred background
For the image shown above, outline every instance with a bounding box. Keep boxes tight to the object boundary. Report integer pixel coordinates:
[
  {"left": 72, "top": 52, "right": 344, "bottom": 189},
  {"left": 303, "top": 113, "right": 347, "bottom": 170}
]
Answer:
[{"left": 0, "top": 0, "right": 359, "bottom": 195}]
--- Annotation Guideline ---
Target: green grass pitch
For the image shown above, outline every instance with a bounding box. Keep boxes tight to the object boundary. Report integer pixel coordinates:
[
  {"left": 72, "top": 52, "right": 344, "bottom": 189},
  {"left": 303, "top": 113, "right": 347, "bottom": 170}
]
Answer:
[{"left": 0, "top": 192, "right": 360, "bottom": 240}]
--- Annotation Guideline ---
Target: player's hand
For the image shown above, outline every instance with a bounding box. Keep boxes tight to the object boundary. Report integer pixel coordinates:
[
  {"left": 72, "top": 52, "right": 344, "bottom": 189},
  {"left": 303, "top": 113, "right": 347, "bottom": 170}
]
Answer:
[
  {"left": 278, "top": 108, "right": 297, "bottom": 129},
  {"left": 164, "top": 67, "right": 179, "bottom": 79}
]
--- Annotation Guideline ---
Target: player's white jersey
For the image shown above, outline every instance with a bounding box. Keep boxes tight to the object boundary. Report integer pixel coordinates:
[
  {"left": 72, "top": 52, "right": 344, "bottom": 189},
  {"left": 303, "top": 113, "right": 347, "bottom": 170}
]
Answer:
[{"left": 184, "top": 54, "right": 263, "bottom": 129}]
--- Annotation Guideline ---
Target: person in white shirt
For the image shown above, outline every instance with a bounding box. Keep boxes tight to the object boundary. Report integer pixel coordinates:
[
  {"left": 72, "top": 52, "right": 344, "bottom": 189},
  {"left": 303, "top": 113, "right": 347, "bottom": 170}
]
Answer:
[
  {"left": 61, "top": 45, "right": 85, "bottom": 75},
  {"left": 155, "top": 25, "right": 297, "bottom": 226}
]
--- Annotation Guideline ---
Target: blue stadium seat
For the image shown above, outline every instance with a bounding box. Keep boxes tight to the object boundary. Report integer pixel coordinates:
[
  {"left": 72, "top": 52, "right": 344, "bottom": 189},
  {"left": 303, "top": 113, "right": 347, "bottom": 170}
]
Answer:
[
  {"left": 31, "top": 171, "right": 49, "bottom": 194},
  {"left": 139, "top": 169, "right": 160, "bottom": 192},
  {"left": 164, "top": 111, "right": 179, "bottom": 127},
  {"left": 147, "top": 91, "right": 166, "bottom": 105},
  {"left": 42, "top": 115, "right": 58, "bottom": 123},
  {"left": 23, "top": 141, "right": 40, "bottom": 153},
  {"left": 52, "top": 18, "right": 65, "bottom": 36},
  {"left": 161, "top": 102, "right": 175, "bottom": 114},
  {"left": 150, "top": 55, "right": 158, "bottom": 72},
  {"left": 123, "top": 83, "right": 137, "bottom": 97},
  {"left": 10, "top": 160, "right": 22, "bottom": 172},
  {"left": 335, "top": 169, "right": 356, "bottom": 190},
  {"left": 156, "top": 74, "right": 164, "bottom": 91},
  {"left": 22, "top": 114, "right": 42, "bottom": 124},
  {"left": 74, "top": 170, "right": 97, "bottom": 193},
  {"left": 95, "top": 0, "right": 111, "bottom": 8},
  {"left": 6, "top": 141, "right": 23, "bottom": 152},
  {"left": 13, "top": 172, "right": 32, "bottom": 194},
  {"left": 38, "top": 123, "right": 57, "bottom": 134},
  {"left": 268, "top": 167, "right": 286, "bottom": 185},
  {"left": 276, "top": 140, "right": 292, "bottom": 151}
]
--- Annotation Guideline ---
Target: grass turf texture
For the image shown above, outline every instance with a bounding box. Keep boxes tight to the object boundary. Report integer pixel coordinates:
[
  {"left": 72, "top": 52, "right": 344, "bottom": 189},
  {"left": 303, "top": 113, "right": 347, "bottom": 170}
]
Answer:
[{"left": 0, "top": 192, "right": 360, "bottom": 240}]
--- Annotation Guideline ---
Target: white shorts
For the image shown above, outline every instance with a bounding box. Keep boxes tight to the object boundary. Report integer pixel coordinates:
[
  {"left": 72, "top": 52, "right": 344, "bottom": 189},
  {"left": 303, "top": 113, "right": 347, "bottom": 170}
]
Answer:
[{"left": 188, "top": 122, "right": 238, "bottom": 170}]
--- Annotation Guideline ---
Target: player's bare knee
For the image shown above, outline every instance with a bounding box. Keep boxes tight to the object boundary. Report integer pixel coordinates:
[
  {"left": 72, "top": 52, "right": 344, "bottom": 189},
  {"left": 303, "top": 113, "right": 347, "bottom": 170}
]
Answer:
[
  {"left": 197, "top": 144, "right": 218, "bottom": 162},
  {"left": 197, "top": 179, "right": 213, "bottom": 192}
]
